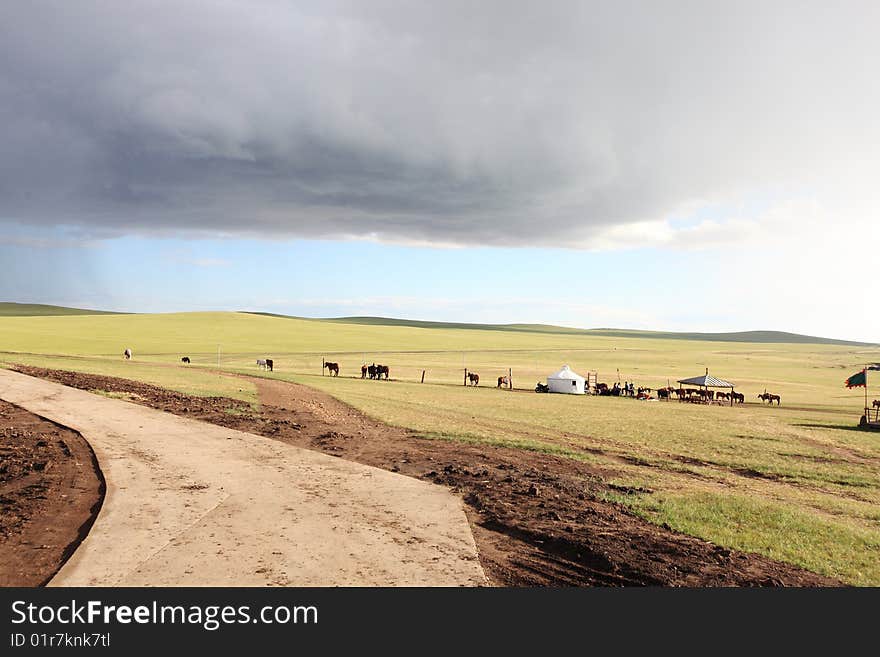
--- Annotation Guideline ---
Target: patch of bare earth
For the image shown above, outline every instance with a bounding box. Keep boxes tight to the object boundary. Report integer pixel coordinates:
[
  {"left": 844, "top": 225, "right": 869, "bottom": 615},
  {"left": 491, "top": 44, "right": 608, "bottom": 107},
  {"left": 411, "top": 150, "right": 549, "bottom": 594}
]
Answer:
[
  {"left": 10, "top": 365, "right": 841, "bottom": 587},
  {"left": 0, "top": 398, "right": 103, "bottom": 586}
]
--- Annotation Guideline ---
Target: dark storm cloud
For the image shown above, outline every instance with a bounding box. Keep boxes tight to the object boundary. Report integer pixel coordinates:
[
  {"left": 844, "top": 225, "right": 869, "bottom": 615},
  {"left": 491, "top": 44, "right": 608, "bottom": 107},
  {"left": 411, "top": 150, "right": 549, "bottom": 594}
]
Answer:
[{"left": 1, "top": 1, "right": 878, "bottom": 247}]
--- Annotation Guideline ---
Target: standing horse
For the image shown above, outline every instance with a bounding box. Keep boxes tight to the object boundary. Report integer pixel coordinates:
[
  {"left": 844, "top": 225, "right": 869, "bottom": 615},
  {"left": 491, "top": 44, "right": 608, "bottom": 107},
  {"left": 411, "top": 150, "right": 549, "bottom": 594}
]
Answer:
[
  {"left": 497, "top": 375, "right": 509, "bottom": 388},
  {"left": 758, "top": 392, "right": 781, "bottom": 405},
  {"left": 324, "top": 362, "right": 339, "bottom": 376},
  {"left": 123, "top": 348, "right": 132, "bottom": 360},
  {"left": 361, "top": 364, "right": 368, "bottom": 379},
  {"left": 732, "top": 391, "right": 745, "bottom": 404},
  {"left": 375, "top": 364, "right": 389, "bottom": 380},
  {"left": 467, "top": 372, "right": 480, "bottom": 386},
  {"left": 265, "top": 358, "right": 274, "bottom": 372},
  {"left": 256, "top": 359, "right": 267, "bottom": 369},
  {"left": 873, "top": 400, "right": 880, "bottom": 409},
  {"left": 181, "top": 356, "right": 190, "bottom": 364}
]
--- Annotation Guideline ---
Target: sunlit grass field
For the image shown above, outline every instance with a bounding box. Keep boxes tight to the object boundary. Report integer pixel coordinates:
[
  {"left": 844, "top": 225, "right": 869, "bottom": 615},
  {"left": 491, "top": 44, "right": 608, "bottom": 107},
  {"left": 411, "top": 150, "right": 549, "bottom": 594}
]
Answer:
[{"left": 1, "top": 309, "right": 878, "bottom": 583}]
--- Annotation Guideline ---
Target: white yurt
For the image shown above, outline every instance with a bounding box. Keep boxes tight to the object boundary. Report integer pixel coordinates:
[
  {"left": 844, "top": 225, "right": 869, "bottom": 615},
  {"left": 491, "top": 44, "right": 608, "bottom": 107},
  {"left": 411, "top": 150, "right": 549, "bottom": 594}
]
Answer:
[{"left": 547, "top": 365, "right": 586, "bottom": 395}]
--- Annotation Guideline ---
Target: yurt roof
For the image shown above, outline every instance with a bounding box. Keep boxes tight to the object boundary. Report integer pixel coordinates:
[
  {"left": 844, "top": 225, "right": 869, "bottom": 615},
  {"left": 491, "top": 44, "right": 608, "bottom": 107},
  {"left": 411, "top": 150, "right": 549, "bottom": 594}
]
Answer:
[{"left": 548, "top": 365, "right": 584, "bottom": 380}]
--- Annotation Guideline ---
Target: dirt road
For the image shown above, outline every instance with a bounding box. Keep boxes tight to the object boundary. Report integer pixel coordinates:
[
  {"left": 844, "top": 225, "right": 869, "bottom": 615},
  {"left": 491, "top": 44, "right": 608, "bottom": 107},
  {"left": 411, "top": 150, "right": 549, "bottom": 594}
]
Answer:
[{"left": 0, "top": 368, "right": 486, "bottom": 586}]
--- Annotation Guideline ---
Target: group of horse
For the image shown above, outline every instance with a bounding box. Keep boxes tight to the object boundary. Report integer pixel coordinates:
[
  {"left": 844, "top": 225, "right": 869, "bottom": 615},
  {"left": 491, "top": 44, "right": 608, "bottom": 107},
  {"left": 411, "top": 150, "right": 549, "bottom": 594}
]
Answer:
[
  {"left": 360, "top": 363, "right": 390, "bottom": 380},
  {"left": 661, "top": 387, "right": 747, "bottom": 403},
  {"left": 465, "top": 372, "right": 511, "bottom": 388},
  {"left": 256, "top": 358, "right": 274, "bottom": 371},
  {"left": 606, "top": 384, "right": 750, "bottom": 404}
]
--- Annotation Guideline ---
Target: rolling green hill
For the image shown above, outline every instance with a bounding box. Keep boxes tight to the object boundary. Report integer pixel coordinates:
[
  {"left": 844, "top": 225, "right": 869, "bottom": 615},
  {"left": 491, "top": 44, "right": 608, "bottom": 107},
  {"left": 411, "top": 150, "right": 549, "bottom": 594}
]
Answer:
[
  {"left": 247, "top": 313, "right": 876, "bottom": 347},
  {"left": 0, "top": 302, "right": 125, "bottom": 317}
]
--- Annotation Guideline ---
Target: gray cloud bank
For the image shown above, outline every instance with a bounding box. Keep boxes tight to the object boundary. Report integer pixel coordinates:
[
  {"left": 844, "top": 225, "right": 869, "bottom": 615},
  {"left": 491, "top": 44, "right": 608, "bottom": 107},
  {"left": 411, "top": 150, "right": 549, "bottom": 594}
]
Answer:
[{"left": 1, "top": 1, "right": 878, "bottom": 247}]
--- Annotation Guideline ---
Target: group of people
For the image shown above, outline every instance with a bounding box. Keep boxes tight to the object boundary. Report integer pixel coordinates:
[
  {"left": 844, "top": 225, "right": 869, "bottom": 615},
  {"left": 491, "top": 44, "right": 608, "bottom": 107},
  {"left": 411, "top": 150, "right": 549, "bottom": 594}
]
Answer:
[{"left": 601, "top": 381, "right": 637, "bottom": 397}]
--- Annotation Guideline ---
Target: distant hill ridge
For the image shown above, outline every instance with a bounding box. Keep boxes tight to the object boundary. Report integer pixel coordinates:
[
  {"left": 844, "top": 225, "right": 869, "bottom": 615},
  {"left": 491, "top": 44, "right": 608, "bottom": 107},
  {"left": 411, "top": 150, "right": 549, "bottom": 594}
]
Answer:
[
  {"left": 0, "top": 302, "right": 125, "bottom": 317},
  {"left": 251, "top": 313, "right": 877, "bottom": 347},
  {"left": 1, "top": 304, "right": 873, "bottom": 346}
]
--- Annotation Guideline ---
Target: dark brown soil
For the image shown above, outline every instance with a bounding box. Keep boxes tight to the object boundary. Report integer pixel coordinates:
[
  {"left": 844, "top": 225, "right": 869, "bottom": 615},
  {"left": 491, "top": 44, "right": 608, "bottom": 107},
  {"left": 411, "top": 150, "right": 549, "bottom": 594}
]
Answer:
[
  {"left": 0, "top": 399, "right": 103, "bottom": 586},
  {"left": 10, "top": 365, "right": 842, "bottom": 587}
]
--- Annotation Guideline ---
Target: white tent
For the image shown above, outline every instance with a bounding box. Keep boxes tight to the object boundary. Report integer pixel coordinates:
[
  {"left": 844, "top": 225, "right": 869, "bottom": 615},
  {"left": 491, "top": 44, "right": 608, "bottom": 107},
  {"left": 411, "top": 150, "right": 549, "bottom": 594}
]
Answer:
[{"left": 547, "top": 364, "right": 586, "bottom": 395}]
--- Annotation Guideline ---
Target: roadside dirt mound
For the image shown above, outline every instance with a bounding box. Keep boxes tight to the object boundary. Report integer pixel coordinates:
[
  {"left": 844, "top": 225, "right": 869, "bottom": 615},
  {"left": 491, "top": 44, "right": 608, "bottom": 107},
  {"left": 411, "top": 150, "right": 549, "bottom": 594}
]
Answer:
[
  {"left": 11, "top": 365, "right": 841, "bottom": 587},
  {"left": 0, "top": 399, "right": 103, "bottom": 585}
]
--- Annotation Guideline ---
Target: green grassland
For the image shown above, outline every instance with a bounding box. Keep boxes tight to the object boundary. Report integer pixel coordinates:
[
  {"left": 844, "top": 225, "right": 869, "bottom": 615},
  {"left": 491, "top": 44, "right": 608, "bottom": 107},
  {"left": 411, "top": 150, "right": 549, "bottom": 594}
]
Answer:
[{"left": 1, "top": 309, "right": 879, "bottom": 584}]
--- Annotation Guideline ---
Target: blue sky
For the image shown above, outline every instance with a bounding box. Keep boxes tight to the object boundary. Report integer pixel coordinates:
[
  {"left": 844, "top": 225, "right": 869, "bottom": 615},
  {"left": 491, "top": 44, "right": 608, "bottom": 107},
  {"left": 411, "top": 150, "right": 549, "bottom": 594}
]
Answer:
[{"left": 2, "top": 209, "right": 875, "bottom": 343}]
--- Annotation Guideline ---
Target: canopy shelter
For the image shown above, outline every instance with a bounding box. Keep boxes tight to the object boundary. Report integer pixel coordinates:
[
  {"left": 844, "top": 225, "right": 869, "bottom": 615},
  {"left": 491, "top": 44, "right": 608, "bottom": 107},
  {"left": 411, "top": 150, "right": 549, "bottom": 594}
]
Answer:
[{"left": 677, "top": 369, "right": 736, "bottom": 405}]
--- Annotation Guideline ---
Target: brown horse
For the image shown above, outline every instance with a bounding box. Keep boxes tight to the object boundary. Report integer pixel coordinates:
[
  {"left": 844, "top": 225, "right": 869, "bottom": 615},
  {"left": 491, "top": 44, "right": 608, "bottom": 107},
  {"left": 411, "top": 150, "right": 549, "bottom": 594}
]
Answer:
[
  {"left": 375, "top": 364, "right": 389, "bottom": 380},
  {"left": 497, "top": 375, "right": 509, "bottom": 388},
  {"left": 732, "top": 391, "right": 745, "bottom": 404},
  {"left": 873, "top": 400, "right": 880, "bottom": 409},
  {"left": 758, "top": 392, "right": 781, "bottom": 405},
  {"left": 324, "top": 361, "right": 339, "bottom": 376},
  {"left": 467, "top": 372, "right": 480, "bottom": 386}
]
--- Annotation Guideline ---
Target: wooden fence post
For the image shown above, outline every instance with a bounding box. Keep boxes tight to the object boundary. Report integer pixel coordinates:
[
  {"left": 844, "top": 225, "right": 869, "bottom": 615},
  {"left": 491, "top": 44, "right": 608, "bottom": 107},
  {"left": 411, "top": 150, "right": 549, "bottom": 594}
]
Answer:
[
  {"left": 463, "top": 368, "right": 468, "bottom": 386},
  {"left": 508, "top": 367, "right": 512, "bottom": 390},
  {"left": 421, "top": 370, "right": 426, "bottom": 384},
  {"left": 322, "top": 357, "right": 325, "bottom": 376}
]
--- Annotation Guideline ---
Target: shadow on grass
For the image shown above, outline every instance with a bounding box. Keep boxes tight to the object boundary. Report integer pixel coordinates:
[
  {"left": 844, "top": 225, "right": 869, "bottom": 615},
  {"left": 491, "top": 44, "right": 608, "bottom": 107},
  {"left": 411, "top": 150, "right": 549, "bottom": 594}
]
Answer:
[{"left": 794, "top": 422, "right": 879, "bottom": 433}]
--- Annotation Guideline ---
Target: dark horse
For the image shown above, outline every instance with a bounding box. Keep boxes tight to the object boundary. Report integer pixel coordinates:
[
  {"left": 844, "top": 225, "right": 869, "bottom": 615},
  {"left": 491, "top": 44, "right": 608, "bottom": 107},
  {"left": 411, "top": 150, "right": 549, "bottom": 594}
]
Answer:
[
  {"left": 324, "top": 361, "right": 339, "bottom": 376},
  {"left": 467, "top": 372, "right": 480, "bottom": 386},
  {"left": 732, "top": 391, "right": 745, "bottom": 404},
  {"left": 758, "top": 392, "right": 780, "bottom": 405},
  {"left": 497, "top": 375, "right": 509, "bottom": 388},
  {"left": 873, "top": 400, "right": 880, "bottom": 409},
  {"left": 375, "top": 364, "right": 389, "bottom": 380},
  {"left": 181, "top": 356, "right": 190, "bottom": 364},
  {"left": 361, "top": 364, "right": 368, "bottom": 379}
]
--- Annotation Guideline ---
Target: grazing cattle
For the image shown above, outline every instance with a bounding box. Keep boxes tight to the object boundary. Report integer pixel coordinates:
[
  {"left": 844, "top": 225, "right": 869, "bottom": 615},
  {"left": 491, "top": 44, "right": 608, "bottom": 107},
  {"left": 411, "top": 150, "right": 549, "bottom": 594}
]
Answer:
[
  {"left": 375, "top": 364, "right": 389, "bottom": 380},
  {"left": 361, "top": 364, "right": 368, "bottom": 379},
  {"left": 467, "top": 372, "right": 480, "bottom": 386},
  {"left": 123, "top": 348, "right": 132, "bottom": 360},
  {"left": 758, "top": 392, "right": 780, "bottom": 405},
  {"left": 256, "top": 359, "right": 267, "bottom": 369},
  {"left": 181, "top": 356, "right": 190, "bottom": 364},
  {"left": 732, "top": 391, "right": 745, "bottom": 404},
  {"left": 265, "top": 358, "right": 274, "bottom": 372},
  {"left": 497, "top": 375, "right": 509, "bottom": 388},
  {"left": 324, "top": 361, "right": 339, "bottom": 376}
]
